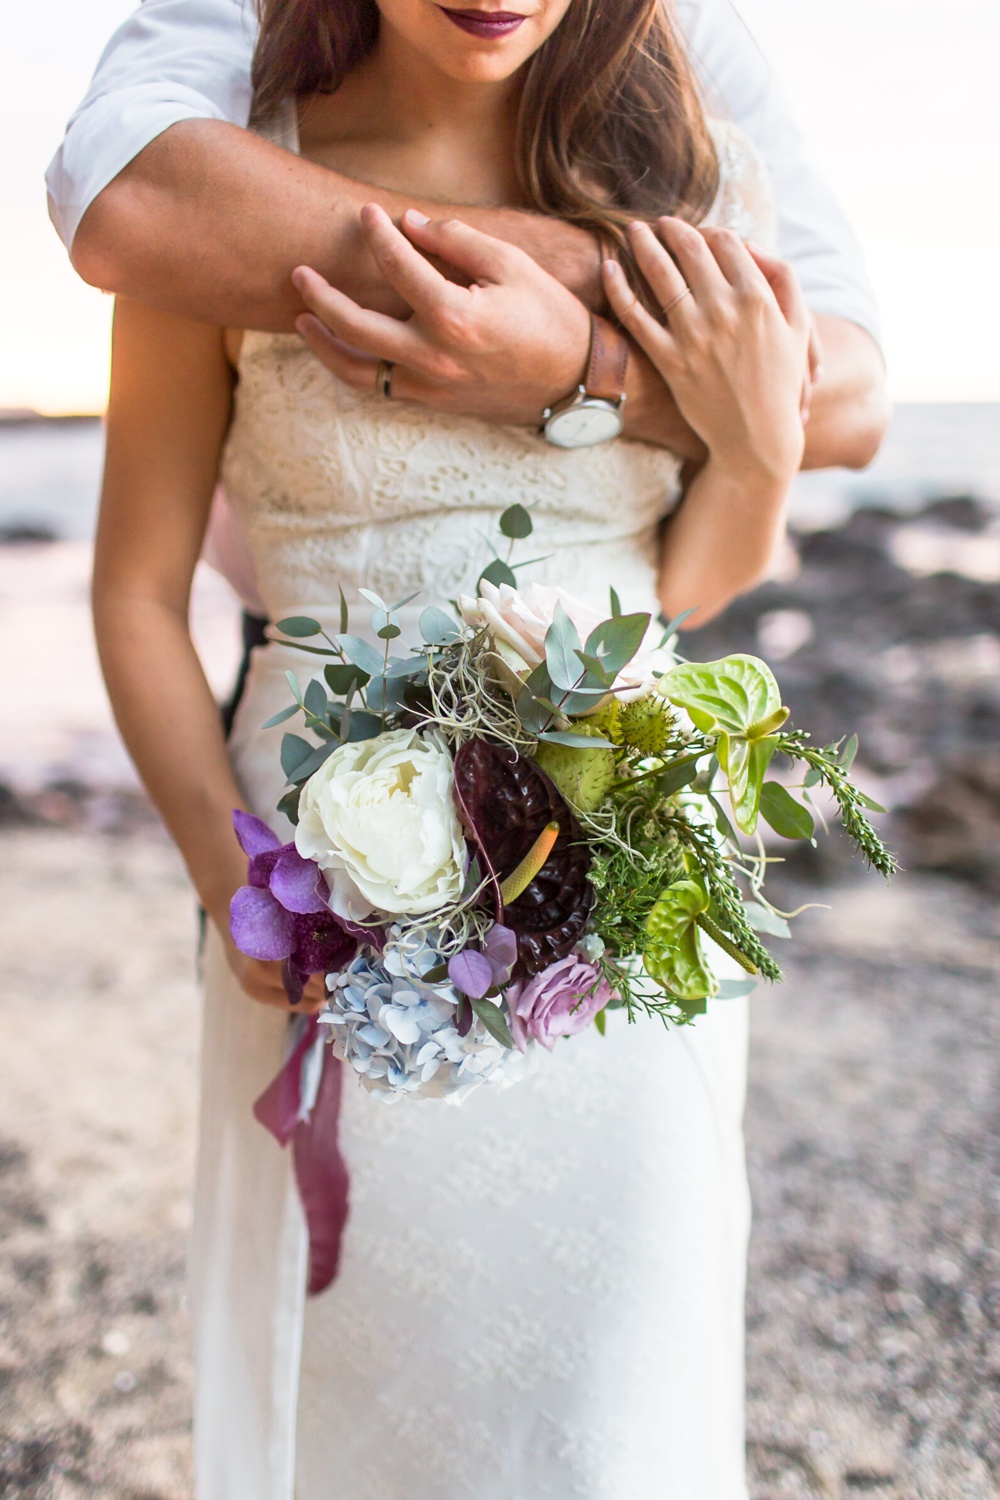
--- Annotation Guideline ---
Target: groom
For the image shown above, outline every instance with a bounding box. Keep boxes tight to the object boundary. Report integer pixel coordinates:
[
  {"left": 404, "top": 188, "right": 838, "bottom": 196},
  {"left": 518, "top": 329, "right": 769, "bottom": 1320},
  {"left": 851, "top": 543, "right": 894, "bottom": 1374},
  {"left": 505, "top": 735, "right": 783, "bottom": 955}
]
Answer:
[{"left": 48, "top": 0, "right": 888, "bottom": 478}]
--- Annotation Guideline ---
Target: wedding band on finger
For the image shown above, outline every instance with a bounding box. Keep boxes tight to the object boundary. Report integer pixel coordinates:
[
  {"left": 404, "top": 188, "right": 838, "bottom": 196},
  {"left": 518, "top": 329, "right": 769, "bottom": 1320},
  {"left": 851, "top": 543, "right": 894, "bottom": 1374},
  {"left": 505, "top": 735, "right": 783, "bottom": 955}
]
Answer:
[
  {"left": 661, "top": 287, "right": 692, "bottom": 319},
  {"left": 375, "top": 359, "right": 394, "bottom": 398}
]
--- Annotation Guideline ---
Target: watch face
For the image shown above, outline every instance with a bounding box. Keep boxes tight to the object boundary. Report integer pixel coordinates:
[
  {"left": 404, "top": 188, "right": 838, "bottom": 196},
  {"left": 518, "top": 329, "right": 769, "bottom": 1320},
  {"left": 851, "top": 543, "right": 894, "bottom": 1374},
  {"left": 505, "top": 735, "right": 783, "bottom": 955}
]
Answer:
[{"left": 545, "top": 400, "right": 623, "bottom": 449}]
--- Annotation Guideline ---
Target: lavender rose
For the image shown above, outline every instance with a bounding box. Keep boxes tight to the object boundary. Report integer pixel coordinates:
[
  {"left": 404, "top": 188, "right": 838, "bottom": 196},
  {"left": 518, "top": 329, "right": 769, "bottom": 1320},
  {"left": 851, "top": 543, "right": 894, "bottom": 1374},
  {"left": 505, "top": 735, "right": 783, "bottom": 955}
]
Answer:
[{"left": 506, "top": 953, "right": 615, "bottom": 1052}]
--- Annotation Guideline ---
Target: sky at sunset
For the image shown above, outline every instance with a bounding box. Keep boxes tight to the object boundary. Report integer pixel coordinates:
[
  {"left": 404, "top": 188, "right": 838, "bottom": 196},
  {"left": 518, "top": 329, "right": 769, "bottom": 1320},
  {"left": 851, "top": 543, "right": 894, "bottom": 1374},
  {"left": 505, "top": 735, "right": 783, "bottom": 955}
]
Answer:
[{"left": 1, "top": 0, "right": 997, "bottom": 414}]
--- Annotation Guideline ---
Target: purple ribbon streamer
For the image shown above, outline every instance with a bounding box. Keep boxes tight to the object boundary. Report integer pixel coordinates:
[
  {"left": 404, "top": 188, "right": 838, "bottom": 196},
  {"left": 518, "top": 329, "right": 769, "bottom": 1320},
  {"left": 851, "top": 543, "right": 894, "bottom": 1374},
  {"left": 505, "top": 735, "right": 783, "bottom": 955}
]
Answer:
[{"left": 253, "top": 1017, "right": 350, "bottom": 1295}]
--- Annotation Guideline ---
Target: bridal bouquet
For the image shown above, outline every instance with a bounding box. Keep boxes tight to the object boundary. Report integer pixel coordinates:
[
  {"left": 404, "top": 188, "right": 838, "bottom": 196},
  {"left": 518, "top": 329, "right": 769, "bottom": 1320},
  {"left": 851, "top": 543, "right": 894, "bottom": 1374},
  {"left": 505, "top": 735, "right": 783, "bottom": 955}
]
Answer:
[{"left": 231, "top": 505, "right": 894, "bottom": 1103}]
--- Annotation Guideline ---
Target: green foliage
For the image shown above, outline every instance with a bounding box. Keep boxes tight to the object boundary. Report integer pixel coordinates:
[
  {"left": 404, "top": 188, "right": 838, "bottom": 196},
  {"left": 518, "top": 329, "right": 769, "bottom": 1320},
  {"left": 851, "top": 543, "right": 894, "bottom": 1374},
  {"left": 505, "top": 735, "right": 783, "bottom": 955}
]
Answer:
[
  {"left": 644, "top": 877, "right": 717, "bottom": 1009},
  {"left": 759, "top": 781, "right": 815, "bottom": 840},
  {"left": 499, "top": 503, "right": 533, "bottom": 540},
  {"left": 775, "top": 730, "right": 897, "bottom": 877}
]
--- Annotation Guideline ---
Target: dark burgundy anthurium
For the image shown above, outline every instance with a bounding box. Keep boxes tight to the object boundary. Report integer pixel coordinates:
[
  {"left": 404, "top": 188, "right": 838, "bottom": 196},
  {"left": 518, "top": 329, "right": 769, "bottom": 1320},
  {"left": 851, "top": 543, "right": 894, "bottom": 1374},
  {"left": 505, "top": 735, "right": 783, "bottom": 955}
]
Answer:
[
  {"left": 452, "top": 743, "right": 594, "bottom": 978},
  {"left": 229, "top": 810, "right": 359, "bottom": 1003}
]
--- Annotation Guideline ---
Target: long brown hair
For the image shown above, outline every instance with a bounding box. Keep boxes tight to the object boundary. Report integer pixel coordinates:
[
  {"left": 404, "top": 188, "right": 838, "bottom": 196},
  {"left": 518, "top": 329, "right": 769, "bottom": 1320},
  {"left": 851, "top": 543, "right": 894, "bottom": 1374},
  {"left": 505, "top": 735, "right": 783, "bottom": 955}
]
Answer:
[{"left": 251, "top": 0, "right": 719, "bottom": 254}]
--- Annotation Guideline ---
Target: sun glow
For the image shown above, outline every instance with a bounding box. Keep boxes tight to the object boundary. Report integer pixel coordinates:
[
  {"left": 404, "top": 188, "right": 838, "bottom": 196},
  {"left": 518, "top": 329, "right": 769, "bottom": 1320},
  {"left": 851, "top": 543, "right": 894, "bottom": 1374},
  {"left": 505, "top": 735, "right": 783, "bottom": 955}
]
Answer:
[{"left": 1, "top": 0, "right": 997, "bottom": 414}]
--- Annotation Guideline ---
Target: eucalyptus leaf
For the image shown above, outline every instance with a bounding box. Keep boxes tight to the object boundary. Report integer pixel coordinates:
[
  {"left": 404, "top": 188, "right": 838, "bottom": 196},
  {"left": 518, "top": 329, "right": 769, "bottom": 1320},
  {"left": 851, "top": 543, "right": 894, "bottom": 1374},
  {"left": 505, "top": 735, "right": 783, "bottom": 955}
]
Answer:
[
  {"left": 341, "top": 710, "right": 384, "bottom": 744},
  {"left": 857, "top": 791, "right": 888, "bottom": 813},
  {"left": 657, "top": 606, "right": 698, "bottom": 641},
  {"left": 803, "top": 766, "right": 823, "bottom": 787},
  {"left": 544, "top": 603, "right": 584, "bottom": 692},
  {"left": 759, "top": 781, "right": 815, "bottom": 840},
  {"left": 337, "top": 634, "right": 385, "bottom": 676},
  {"left": 303, "top": 677, "right": 328, "bottom": 720},
  {"left": 338, "top": 585, "right": 349, "bottom": 635},
  {"left": 478, "top": 558, "right": 517, "bottom": 591},
  {"left": 498, "top": 502, "right": 533, "bottom": 539},
  {"left": 582, "top": 612, "right": 650, "bottom": 679},
  {"left": 261, "top": 702, "right": 300, "bottom": 730},
  {"left": 276, "top": 787, "right": 301, "bottom": 826},
  {"left": 537, "top": 729, "right": 615, "bottom": 749},
  {"left": 366, "top": 674, "right": 410, "bottom": 715},
  {"left": 275, "top": 615, "right": 322, "bottom": 638},
  {"left": 572, "top": 650, "right": 614, "bottom": 687},
  {"left": 324, "top": 663, "right": 368, "bottom": 695},
  {"left": 469, "top": 996, "right": 515, "bottom": 1049},
  {"left": 280, "top": 733, "right": 318, "bottom": 780},
  {"left": 419, "top": 606, "right": 461, "bottom": 645},
  {"left": 608, "top": 585, "right": 622, "bottom": 618},
  {"left": 287, "top": 739, "right": 338, "bottom": 782},
  {"left": 357, "top": 588, "right": 388, "bottom": 611},
  {"left": 514, "top": 684, "right": 552, "bottom": 735},
  {"left": 271, "top": 640, "right": 338, "bottom": 657},
  {"left": 376, "top": 623, "right": 402, "bottom": 640},
  {"left": 284, "top": 670, "right": 303, "bottom": 705},
  {"left": 389, "top": 590, "right": 421, "bottom": 612},
  {"left": 744, "top": 902, "right": 791, "bottom": 939}
]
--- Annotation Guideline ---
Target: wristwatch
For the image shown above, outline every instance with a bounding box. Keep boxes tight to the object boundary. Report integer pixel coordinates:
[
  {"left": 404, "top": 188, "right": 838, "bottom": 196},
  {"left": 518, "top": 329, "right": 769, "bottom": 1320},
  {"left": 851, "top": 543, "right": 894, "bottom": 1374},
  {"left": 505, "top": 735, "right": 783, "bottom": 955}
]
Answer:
[{"left": 542, "top": 313, "right": 629, "bottom": 449}]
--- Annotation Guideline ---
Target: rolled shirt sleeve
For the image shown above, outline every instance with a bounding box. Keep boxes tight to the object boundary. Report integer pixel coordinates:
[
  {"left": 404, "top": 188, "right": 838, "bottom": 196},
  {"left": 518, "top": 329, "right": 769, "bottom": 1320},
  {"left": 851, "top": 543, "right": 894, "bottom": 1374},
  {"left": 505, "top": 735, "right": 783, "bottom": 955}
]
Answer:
[
  {"left": 45, "top": 0, "right": 255, "bottom": 248},
  {"left": 46, "top": 0, "right": 880, "bottom": 343},
  {"left": 675, "top": 0, "right": 881, "bottom": 343}
]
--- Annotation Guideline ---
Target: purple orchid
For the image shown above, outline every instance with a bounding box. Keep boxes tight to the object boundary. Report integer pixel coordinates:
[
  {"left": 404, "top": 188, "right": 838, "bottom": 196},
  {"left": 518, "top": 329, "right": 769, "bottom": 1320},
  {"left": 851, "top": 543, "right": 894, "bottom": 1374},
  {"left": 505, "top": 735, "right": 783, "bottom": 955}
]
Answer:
[
  {"left": 447, "top": 923, "right": 518, "bottom": 999},
  {"left": 229, "top": 810, "right": 359, "bottom": 1004}
]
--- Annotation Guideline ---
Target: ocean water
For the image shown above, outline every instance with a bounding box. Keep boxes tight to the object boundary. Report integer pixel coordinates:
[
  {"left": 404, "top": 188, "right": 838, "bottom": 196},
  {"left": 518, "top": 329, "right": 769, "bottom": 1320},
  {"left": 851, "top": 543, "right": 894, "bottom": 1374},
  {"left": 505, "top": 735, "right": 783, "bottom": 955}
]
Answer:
[{"left": 0, "top": 403, "right": 997, "bottom": 543}]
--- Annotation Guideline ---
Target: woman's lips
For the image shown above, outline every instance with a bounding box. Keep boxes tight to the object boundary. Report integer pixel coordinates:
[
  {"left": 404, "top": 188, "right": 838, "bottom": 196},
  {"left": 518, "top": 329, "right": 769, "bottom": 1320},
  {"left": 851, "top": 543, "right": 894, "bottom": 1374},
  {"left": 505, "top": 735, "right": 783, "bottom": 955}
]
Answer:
[{"left": 440, "top": 7, "right": 527, "bottom": 39}]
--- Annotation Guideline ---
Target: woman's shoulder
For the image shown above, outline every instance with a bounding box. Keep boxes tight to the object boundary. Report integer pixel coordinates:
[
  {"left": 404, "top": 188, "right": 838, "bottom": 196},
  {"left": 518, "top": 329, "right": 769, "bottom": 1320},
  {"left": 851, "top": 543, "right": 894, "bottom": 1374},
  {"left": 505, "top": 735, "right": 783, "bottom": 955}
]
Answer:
[{"left": 703, "top": 118, "right": 777, "bottom": 250}]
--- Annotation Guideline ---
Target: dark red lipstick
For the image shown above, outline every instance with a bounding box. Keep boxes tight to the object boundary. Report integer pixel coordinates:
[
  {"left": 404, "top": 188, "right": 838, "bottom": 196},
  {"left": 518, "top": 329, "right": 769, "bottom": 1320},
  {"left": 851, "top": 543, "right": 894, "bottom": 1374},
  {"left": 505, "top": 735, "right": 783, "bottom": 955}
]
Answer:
[{"left": 440, "top": 7, "right": 527, "bottom": 39}]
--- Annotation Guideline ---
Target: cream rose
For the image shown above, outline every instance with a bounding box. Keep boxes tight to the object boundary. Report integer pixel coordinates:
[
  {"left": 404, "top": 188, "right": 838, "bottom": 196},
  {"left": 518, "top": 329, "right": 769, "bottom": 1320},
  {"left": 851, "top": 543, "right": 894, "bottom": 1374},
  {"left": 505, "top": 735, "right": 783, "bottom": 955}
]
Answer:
[
  {"left": 458, "top": 579, "right": 669, "bottom": 705},
  {"left": 294, "top": 727, "right": 466, "bottom": 920}
]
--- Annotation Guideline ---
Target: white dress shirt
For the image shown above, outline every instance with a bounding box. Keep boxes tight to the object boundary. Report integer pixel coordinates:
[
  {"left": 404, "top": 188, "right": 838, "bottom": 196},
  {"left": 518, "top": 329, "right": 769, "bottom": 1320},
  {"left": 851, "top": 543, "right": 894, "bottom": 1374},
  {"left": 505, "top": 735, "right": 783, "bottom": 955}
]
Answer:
[{"left": 46, "top": 0, "right": 880, "bottom": 341}]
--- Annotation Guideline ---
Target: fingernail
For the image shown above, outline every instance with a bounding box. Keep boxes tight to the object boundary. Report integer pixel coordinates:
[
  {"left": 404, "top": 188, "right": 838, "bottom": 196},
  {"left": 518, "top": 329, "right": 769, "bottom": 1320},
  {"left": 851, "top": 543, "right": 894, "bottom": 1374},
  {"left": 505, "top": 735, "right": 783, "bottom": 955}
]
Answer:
[
  {"left": 404, "top": 208, "right": 430, "bottom": 225},
  {"left": 294, "top": 314, "right": 311, "bottom": 337},
  {"left": 603, "top": 260, "right": 619, "bottom": 276},
  {"left": 813, "top": 361, "right": 825, "bottom": 381}
]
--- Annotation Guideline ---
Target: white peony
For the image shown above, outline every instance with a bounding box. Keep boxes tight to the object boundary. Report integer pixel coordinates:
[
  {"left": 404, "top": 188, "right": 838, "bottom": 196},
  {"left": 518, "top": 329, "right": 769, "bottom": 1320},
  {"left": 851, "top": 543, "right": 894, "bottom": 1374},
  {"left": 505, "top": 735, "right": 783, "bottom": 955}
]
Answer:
[
  {"left": 458, "top": 579, "right": 670, "bottom": 705},
  {"left": 294, "top": 727, "right": 466, "bottom": 920}
]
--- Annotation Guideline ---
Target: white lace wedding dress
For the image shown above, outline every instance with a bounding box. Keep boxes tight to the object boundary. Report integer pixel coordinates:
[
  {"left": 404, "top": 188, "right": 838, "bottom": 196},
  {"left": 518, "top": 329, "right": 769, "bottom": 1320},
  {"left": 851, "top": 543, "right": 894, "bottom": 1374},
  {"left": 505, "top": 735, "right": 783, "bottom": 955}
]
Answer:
[{"left": 192, "top": 105, "right": 775, "bottom": 1500}]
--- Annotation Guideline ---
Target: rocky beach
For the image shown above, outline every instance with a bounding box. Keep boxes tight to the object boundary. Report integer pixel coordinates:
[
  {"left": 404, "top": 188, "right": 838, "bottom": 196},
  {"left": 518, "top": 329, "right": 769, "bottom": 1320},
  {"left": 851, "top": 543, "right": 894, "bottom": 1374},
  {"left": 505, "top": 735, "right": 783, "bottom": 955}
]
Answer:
[{"left": 0, "top": 410, "right": 997, "bottom": 1498}]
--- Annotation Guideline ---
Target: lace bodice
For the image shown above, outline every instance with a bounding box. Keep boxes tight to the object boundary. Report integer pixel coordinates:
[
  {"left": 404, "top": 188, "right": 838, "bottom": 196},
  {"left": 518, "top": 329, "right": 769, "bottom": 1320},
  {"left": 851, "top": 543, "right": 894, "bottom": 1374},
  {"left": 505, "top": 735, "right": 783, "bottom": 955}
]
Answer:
[{"left": 219, "top": 118, "right": 776, "bottom": 626}]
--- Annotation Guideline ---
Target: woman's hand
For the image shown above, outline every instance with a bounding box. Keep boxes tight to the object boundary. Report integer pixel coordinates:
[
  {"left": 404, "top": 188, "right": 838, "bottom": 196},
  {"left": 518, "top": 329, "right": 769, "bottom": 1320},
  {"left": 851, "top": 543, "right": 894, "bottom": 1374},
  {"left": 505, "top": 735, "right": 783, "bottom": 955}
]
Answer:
[
  {"left": 206, "top": 874, "right": 329, "bottom": 1015},
  {"left": 291, "top": 203, "right": 592, "bottom": 426},
  {"left": 603, "top": 217, "right": 810, "bottom": 487},
  {"left": 225, "top": 943, "right": 329, "bottom": 1015}
]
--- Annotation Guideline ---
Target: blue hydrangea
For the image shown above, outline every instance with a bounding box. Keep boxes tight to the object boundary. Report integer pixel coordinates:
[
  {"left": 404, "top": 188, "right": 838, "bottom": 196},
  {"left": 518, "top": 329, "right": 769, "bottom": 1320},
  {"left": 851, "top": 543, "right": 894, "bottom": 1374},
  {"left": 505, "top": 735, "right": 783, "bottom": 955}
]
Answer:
[{"left": 322, "top": 927, "right": 522, "bottom": 1101}]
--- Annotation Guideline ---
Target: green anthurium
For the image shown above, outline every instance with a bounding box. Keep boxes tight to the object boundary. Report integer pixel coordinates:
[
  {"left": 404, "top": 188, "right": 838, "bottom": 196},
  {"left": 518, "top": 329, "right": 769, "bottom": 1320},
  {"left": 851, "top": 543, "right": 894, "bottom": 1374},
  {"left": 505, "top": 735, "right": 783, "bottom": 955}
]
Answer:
[
  {"left": 658, "top": 653, "right": 782, "bottom": 734},
  {"left": 717, "top": 733, "right": 779, "bottom": 834},
  {"left": 658, "top": 655, "right": 788, "bottom": 835},
  {"left": 643, "top": 877, "right": 718, "bottom": 1010}
]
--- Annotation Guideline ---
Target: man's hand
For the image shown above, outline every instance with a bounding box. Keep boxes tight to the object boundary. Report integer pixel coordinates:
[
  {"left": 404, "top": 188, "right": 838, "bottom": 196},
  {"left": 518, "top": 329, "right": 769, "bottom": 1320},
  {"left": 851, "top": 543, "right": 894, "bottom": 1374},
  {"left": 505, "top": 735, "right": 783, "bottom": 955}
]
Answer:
[{"left": 293, "top": 204, "right": 593, "bottom": 426}]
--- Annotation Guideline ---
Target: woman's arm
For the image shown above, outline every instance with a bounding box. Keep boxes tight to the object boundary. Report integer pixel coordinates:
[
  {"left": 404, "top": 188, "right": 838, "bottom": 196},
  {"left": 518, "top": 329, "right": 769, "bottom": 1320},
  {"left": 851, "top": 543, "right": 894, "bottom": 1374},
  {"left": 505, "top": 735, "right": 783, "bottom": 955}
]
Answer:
[
  {"left": 93, "top": 300, "right": 318, "bottom": 1009},
  {"left": 604, "top": 218, "right": 811, "bottom": 627}
]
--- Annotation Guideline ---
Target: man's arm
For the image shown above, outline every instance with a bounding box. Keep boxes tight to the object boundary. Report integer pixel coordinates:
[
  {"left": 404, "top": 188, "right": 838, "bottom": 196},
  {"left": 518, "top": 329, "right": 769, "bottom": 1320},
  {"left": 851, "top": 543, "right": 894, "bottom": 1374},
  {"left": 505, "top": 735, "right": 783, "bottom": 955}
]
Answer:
[
  {"left": 51, "top": 0, "right": 886, "bottom": 464},
  {"left": 71, "top": 119, "right": 603, "bottom": 328}
]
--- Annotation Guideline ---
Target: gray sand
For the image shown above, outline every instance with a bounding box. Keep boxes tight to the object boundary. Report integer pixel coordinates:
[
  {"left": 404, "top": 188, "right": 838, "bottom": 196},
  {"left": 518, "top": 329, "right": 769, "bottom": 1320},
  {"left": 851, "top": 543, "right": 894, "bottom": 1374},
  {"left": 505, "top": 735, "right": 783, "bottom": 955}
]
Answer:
[{"left": 0, "top": 833, "right": 995, "bottom": 1498}]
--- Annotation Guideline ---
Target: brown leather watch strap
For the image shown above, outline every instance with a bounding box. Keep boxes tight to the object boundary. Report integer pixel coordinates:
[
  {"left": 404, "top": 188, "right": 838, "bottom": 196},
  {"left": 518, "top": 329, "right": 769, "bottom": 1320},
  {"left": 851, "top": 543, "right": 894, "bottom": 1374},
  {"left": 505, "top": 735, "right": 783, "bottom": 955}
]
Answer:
[{"left": 584, "top": 313, "right": 629, "bottom": 403}]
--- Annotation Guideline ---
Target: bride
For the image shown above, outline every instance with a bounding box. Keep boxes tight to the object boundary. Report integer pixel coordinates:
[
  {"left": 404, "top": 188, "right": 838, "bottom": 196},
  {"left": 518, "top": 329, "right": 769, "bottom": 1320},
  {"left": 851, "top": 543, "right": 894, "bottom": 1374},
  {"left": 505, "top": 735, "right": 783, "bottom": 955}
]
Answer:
[{"left": 92, "top": 1, "right": 810, "bottom": 1495}]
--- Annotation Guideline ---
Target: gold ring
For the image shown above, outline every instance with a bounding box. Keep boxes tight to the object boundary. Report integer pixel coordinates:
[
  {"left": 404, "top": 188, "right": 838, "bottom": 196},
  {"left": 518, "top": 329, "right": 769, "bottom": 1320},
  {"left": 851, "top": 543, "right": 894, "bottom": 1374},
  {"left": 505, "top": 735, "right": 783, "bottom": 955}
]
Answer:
[
  {"left": 661, "top": 287, "right": 692, "bottom": 318},
  {"left": 375, "top": 359, "right": 394, "bottom": 398}
]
